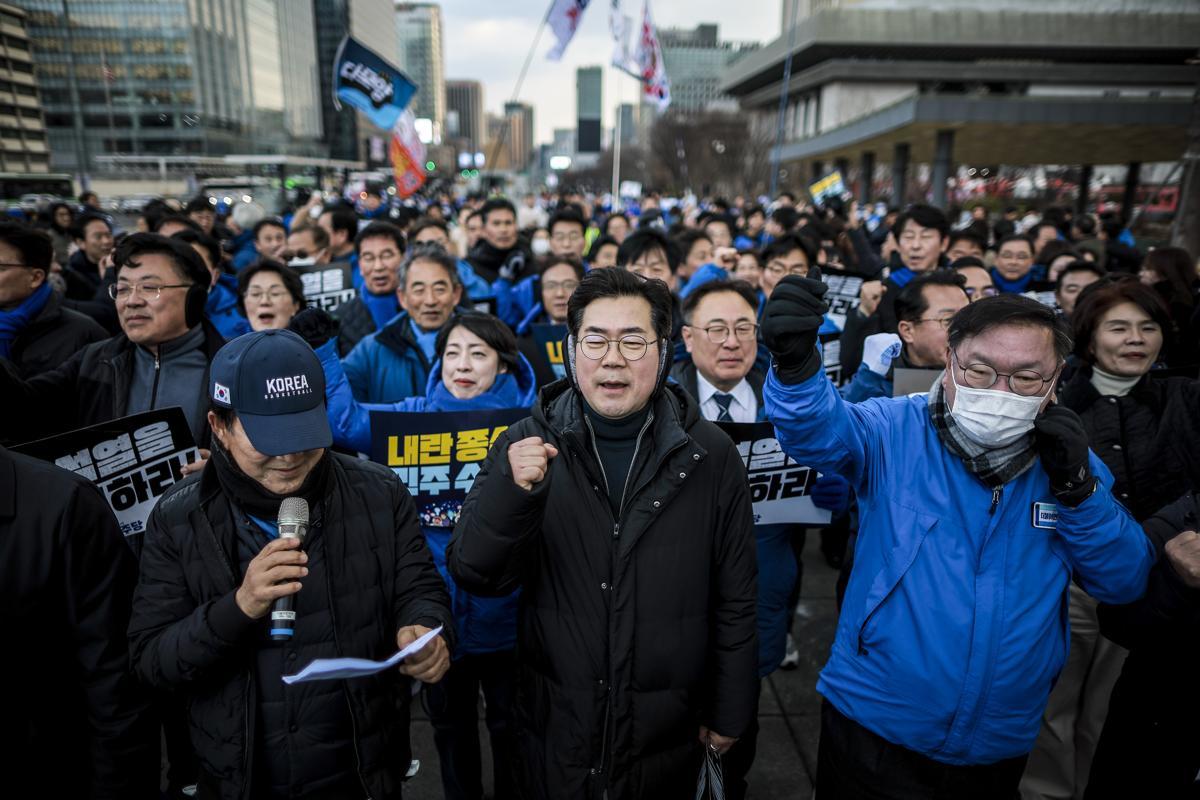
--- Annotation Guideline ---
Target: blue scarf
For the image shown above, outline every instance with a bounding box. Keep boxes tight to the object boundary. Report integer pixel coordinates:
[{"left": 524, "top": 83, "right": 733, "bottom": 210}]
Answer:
[
  {"left": 0, "top": 281, "right": 52, "bottom": 358},
  {"left": 990, "top": 267, "right": 1035, "bottom": 294},
  {"left": 427, "top": 372, "right": 524, "bottom": 411},
  {"left": 360, "top": 287, "right": 399, "bottom": 331},
  {"left": 409, "top": 318, "right": 439, "bottom": 363},
  {"left": 889, "top": 266, "right": 916, "bottom": 288}
]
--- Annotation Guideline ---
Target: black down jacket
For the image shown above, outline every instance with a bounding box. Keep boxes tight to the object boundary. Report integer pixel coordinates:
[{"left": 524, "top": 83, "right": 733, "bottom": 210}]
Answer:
[
  {"left": 128, "top": 453, "right": 454, "bottom": 800},
  {"left": 7, "top": 289, "right": 107, "bottom": 378},
  {"left": 448, "top": 379, "right": 758, "bottom": 800},
  {"left": 1088, "top": 492, "right": 1200, "bottom": 798},
  {"left": 0, "top": 446, "right": 157, "bottom": 799},
  {"left": 1059, "top": 365, "right": 1193, "bottom": 521}
]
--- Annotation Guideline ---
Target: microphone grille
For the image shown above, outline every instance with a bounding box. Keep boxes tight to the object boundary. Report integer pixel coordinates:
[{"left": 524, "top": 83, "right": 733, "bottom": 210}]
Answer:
[{"left": 278, "top": 497, "right": 310, "bottom": 526}]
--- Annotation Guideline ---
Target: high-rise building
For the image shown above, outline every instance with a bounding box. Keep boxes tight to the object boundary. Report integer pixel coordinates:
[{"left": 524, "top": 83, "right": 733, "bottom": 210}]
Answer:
[
  {"left": 445, "top": 79, "right": 483, "bottom": 155},
  {"left": 576, "top": 66, "right": 602, "bottom": 153},
  {"left": 659, "top": 23, "right": 759, "bottom": 114},
  {"left": 393, "top": 2, "right": 445, "bottom": 143},
  {"left": 313, "top": 0, "right": 398, "bottom": 161},
  {"left": 503, "top": 101, "right": 534, "bottom": 172},
  {"left": 16, "top": 0, "right": 324, "bottom": 174},
  {"left": 0, "top": 3, "right": 49, "bottom": 172}
]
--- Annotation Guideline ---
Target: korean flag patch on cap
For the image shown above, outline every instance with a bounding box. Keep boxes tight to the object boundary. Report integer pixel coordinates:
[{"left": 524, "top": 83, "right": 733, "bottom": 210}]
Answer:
[{"left": 214, "top": 382, "right": 231, "bottom": 404}]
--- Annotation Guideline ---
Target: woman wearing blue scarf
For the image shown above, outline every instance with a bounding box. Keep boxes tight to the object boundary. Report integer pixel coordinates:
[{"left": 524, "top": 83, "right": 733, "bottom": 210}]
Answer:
[{"left": 313, "top": 310, "right": 535, "bottom": 800}]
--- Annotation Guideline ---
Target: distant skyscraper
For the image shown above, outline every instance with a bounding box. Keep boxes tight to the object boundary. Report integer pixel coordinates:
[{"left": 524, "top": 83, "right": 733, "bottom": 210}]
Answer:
[
  {"left": 445, "top": 79, "right": 483, "bottom": 156},
  {"left": 313, "top": 0, "right": 398, "bottom": 161},
  {"left": 659, "top": 23, "right": 759, "bottom": 114},
  {"left": 503, "top": 101, "right": 534, "bottom": 171},
  {"left": 16, "top": 0, "right": 324, "bottom": 174},
  {"left": 393, "top": 2, "right": 445, "bottom": 142},
  {"left": 576, "top": 66, "right": 602, "bottom": 153},
  {"left": 0, "top": 2, "right": 48, "bottom": 172}
]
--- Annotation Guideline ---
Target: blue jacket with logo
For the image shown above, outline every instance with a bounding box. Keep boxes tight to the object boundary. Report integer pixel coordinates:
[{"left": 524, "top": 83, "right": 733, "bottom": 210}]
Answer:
[
  {"left": 764, "top": 369, "right": 1153, "bottom": 765},
  {"left": 315, "top": 340, "right": 536, "bottom": 656}
]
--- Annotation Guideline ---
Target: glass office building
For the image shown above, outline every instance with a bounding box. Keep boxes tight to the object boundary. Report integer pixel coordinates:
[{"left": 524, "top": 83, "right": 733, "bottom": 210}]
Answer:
[{"left": 15, "top": 0, "right": 323, "bottom": 173}]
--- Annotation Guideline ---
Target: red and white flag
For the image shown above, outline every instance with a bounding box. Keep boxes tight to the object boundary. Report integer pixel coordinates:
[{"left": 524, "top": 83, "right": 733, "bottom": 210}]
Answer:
[
  {"left": 609, "top": 0, "right": 639, "bottom": 76},
  {"left": 634, "top": 0, "right": 670, "bottom": 110},
  {"left": 390, "top": 108, "right": 426, "bottom": 199},
  {"left": 547, "top": 0, "right": 591, "bottom": 61}
]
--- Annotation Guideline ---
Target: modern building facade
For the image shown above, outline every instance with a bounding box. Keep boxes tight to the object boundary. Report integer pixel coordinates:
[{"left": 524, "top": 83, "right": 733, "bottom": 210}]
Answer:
[
  {"left": 722, "top": 0, "right": 1199, "bottom": 207},
  {"left": 445, "top": 79, "right": 483, "bottom": 156},
  {"left": 576, "top": 65, "right": 602, "bottom": 154},
  {"left": 0, "top": 2, "right": 48, "bottom": 172},
  {"left": 503, "top": 101, "right": 534, "bottom": 172},
  {"left": 394, "top": 2, "right": 445, "bottom": 143},
  {"left": 313, "top": 0, "right": 398, "bottom": 162},
  {"left": 16, "top": 0, "right": 325, "bottom": 175},
  {"left": 659, "top": 24, "right": 758, "bottom": 114}
]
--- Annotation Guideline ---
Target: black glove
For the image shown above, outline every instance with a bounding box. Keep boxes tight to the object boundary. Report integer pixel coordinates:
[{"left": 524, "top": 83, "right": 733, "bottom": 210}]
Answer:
[
  {"left": 1035, "top": 404, "right": 1095, "bottom": 507},
  {"left": 760, "top": 266, "right": 830, "bottom": 384},
  {"left": 287, "top": 307, "right": 340, "bottom": 350}
]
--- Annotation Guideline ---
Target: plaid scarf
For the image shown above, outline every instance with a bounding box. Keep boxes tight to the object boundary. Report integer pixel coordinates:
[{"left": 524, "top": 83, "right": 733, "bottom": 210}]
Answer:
[{"left": 927, "top": 373, "right": 1038, "bottom": 489}]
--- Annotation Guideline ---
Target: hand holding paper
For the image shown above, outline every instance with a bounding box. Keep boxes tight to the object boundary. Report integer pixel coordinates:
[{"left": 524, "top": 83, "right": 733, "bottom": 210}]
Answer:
[
  {"left": 282, "top": 625, "right": 445, "bottom": 685},
  {"left": 397, "top": 624, "right": 450, "bottom": 683}
]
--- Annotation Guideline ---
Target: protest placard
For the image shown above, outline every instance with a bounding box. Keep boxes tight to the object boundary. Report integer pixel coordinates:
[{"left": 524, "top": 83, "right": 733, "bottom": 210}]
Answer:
[
  {"left": 531, "top": 323, "right": 568, "bottom": 381},
  {"left": 715, "top": 421, "right": 832, "bottom": 526},
  {"left": 13, "top": 407, "right": 199, "bottom": 541},
  {"left": 370, "top": 408, "right": 530, "bottom": 527},
  {"left": 295, "top": 262, "right": 356, "bottom": 312}
]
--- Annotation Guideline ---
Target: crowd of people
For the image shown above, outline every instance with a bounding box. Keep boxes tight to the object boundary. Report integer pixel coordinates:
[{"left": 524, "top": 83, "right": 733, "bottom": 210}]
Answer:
[{"left": 2, "top": 181, "right": 1200, "bottom": 800}]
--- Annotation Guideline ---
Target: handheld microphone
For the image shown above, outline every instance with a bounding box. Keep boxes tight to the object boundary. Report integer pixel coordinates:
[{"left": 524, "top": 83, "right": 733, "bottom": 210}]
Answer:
[{"left": 270, "top": 497, "right": 309, "bottom": 641}]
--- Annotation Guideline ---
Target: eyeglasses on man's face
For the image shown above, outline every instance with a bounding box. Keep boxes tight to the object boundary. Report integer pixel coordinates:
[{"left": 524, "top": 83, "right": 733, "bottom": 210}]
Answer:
[
  {"left": 109, "top": 282, "right": 192, "bottom": 302},
  {"left": 688, "top": 322, "right": 759, "bottom": 344},
  {"left": 952, "top": 350, "right": 1058, "bottom": 396},
  {"left": 578, "top": 334, "right": 657, "bottom": 361}
]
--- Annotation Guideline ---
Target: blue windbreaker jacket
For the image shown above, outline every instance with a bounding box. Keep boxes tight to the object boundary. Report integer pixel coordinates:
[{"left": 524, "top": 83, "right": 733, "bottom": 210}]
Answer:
[{"left": 764, "top": 368, "right": 1153, "bottom": 765}]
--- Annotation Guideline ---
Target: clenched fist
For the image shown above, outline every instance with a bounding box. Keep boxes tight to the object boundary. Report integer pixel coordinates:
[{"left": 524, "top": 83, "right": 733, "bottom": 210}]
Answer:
[
  {"left": 1165, "top": 530, "right": 1200, "bottom": 589},
  {"left": 508, "top": 436, "right": 559, "bottom": 491}
]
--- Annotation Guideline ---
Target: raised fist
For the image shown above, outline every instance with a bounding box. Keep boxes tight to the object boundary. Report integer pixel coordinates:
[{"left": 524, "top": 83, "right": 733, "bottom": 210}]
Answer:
[{"left": 508, "top": 436, "right": 559, "bottom": 491}]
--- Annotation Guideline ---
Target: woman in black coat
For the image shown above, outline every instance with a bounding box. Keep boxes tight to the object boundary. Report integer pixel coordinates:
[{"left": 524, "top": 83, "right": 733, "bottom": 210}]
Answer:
[
  {"left": 1023, "top": 278, "right": 1190, "bottom": 799},
  {"left": 1139, "top": 246, "right": 1200, "bottom": 371},
  {"left": 1086, "top": 492, "right": 1200, "bottom": 799}
]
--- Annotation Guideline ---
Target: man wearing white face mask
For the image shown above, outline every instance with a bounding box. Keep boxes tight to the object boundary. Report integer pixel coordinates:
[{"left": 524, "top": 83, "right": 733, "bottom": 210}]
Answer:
[{"left": 760, "top": 273, "right": 1154, "bottom": 800}]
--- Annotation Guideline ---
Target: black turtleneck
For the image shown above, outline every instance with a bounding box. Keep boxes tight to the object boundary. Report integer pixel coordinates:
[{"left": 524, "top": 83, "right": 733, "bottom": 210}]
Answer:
[{"left": 583, "top": 399, "right": 652, "bottom": 517}]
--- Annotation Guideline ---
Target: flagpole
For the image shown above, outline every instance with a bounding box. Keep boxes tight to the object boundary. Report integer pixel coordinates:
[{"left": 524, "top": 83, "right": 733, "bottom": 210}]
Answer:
[
  {"left": 487, "top": 2, "right": 552, "bottom": 177},
  {"left": 610, "top": 66, "right": 623, "bottom": 205},
  {"left": 768, "top": 1, "right": 800, "bottom": 199}
]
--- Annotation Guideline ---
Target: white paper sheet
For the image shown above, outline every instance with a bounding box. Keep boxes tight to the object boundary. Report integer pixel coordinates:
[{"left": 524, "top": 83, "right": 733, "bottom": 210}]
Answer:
[{"left": 282, "top": 626, "right": 443, "bottom": 685}]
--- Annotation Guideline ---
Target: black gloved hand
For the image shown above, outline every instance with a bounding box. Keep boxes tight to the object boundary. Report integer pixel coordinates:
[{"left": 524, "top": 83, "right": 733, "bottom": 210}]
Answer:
[
  {"left": 287, "top": 307, "right": 340, "bottom": 350},
  {"left": 1035, "top": 404, "right": 1094, "bottom": 507},
  {"left": 760, "top": 265, "right": 830, "bottom": 384}
]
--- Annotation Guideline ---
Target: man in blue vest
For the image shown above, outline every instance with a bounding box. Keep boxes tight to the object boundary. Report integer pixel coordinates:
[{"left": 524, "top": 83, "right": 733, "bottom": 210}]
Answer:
[{"left": 760, "top": 269, "right": 1153, "bottom": 799}]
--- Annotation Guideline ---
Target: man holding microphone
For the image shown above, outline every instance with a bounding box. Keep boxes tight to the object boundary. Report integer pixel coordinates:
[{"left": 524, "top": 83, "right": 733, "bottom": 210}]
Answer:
[{"left": 128, "top": 328, "right": 453, "bottom": 800}]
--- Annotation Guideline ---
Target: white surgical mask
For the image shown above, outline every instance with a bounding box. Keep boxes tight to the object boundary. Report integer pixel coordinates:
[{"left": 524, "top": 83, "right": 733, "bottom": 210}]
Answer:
[
  {"left": 949, "top": 364, "right": 1050, "bottom": 448},
  {"left": 531, "top": 238, "right": 551, "bottom": 256}
]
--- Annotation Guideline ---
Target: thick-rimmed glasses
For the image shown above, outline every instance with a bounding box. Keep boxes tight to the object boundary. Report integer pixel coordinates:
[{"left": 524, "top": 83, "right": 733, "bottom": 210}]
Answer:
[
  {"left": 578, "top": 334, "right": 657, "bottom": 361},
  {"left": 952, "top": 350, "right": 1058, "bottom": 396},
  {"left": 109, "top": 282, "right": 192, "bottom": 302},
  {"left": 689, "top": 323, "right": 759, "bottom": 344}
]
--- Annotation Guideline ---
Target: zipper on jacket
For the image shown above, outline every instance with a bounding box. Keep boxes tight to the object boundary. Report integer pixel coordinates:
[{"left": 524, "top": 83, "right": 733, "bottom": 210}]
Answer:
[
  {"left": 582, "top": 415, "right": 611, "bottom": 496},
  {"left": 988, "top": 487, "right": 1002, "bottom": 516},
  {"left": 616, "top": 411, "right": 655, "bottom": 518},
  {"left": 150, "top": 350, "right": 161, "bottom": 407}
]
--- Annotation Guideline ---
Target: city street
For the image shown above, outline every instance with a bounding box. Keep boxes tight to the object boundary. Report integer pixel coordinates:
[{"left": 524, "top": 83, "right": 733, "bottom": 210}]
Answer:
[{"left": 403, "top": 533, "right": 838, "bottom": 799}]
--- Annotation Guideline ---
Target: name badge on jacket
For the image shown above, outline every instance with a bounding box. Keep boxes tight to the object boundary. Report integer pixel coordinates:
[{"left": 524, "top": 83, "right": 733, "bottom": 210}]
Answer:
[{"left": 1031, "top": 501, "right": 1058, "bottom": 530}]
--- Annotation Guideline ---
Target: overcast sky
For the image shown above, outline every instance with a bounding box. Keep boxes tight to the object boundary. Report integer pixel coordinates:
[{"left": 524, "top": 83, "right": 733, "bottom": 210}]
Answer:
[{"left": 442, "top": 1, "right": 783, "bottom": 144}]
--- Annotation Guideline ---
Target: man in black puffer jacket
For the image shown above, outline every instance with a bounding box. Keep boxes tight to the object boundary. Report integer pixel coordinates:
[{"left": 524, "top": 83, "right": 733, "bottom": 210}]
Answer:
[
  {"left": 449, "top": 267, "right": 758, "bottom": 800},
  {"left": 128, "top": 328, "right": 453, "bottom": 800},
  {"left": 465, "top": 197, "right": 533, "bottom": 283}
]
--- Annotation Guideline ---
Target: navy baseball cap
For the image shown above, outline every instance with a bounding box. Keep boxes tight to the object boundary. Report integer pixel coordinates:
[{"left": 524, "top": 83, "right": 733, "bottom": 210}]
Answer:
[{"left": 209, "top": 329, "right": 332, "bottom": 457}]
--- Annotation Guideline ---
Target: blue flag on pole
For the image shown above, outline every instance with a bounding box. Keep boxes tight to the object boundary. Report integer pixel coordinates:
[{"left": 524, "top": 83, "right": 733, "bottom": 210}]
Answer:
[{"left": 332, "top": 36, "right": 417, "bottom": 131}]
